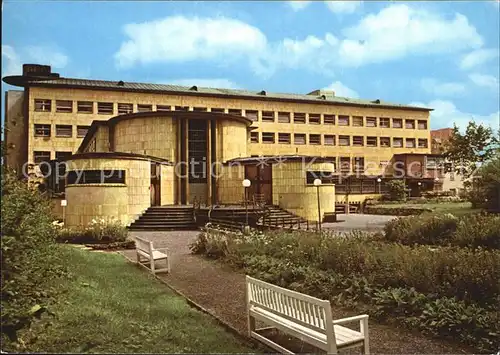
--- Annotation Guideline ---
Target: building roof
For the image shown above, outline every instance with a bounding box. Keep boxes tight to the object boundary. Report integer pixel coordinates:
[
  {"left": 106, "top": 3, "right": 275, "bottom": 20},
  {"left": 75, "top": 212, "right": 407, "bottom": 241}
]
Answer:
[{"left": 3, "top": 67, "right": 433, "bottom": 112}]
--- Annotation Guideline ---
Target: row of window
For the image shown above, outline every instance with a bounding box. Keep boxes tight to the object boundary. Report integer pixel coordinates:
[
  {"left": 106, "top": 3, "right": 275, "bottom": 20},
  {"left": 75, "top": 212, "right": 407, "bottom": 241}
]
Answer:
[
  {"left": 33, "top": 151, "right": 72, "bottom": 164},
  {"left": 67, "top": 170, "right": 126, "bottom": 184},
  {"left": 251, "top": 132, "right": 429, "bottom": 148},
  {"left": 33, "top": 99, "right": 428, "bottom": 129},
  {"left": 34, "top": 124, "right": 90, "bottom": 138}
]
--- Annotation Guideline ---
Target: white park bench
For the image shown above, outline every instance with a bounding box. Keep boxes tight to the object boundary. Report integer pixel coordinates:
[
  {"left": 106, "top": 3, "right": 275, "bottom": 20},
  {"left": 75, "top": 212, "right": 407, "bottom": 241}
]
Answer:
[
  {"left": 135, "top": 236, "right": 171, "bottom": 274},
  {"left": 246, "top": 276, "right": 369, "bottom": 354}
]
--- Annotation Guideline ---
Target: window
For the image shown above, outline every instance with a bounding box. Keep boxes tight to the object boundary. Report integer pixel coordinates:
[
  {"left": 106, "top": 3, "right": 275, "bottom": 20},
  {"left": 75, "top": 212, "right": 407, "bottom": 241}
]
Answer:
[
  {"left": 380, "top": 137, "right": 391, "bottom": 147},
  {"left": 418, "top": 138, "right": 428, "bottom": 148},
  {"left": 323, "top": 114, "right": 335, "bottom": 125},
  {"left": 306, "top": 171, "right": 336, "bottom": 185},
  {"left": 245, "top": 110, "right": 258, "bottom": 121},
  {"left": 262, "top": 132, "right": 275, "bottom": 144},
  {"left": 56, "top": 125, "right": 72, "bottom": 137},
  {"left": 406, "top": 138, "right": 416, "bottom": 148},
  {"left": 77, "top": 125, "right": 90, "bottom": 138},
  {"left": 276, "top": 111, "right": 290, "bottom": 123},
  {"left": 211, "top": 108, "right": 225, "bottom": 113},
  {"left": 67, "top": 170, "right": 126, "bottom": 185},
  {"left": 340, "top": 157, "right": 351, "bottom": 173},
  {"left": 34, "top": 124, "right": 51, "bottom": 137},
  {"left": 353, "top": 136, "right": 364, "bottom": 146},
  {"left": 278, "top": 133, "right": 291, "bottom": 144},
  {"left": 262, "top": 111, "right": 275, "bottom": 122},
  {"left": 393, "top": 118, "right": 403, "bottom": 128},
  {"left": 393, "top": 137, "right": 403, "bottom": 147},
  {"left": 426, "top": 157, "right": 443, "bottom": 169},
  {"left": 353, "top": 116, "right": 364, "bottom": 127},
  {"left": 56, "top": 100, "right": 72, "bottom": 113},
  {"left": 339, "top": 135, "right": 350, "bottom": 146},
  {"left": 228, "top": 109, "right": 242, "bottom": 116},
  {"left": 354, "top": 157, "right": 365, "bottom": 172},
  {"left": 293, "top": 112, "right": 306, "bottom": 124},
  {"left": 294, "top": 133, "right": 306, "bottom": 145},
  {"left": 405, "top": 119, "right": 415, "bottom": 129},
  {"left": 34, "top": 99, "right": 51, "bottom": 112},
  {"left": 350, "top": 179, "right": 362, "bottom": 193},
  {"left": 366, "top": 117, "right": 377, "bottom": 127},
  {"left": 338, "top": 115, "right": 349, "bottom": 126},
  {"left": 34, "top": 151, "right": 51, "bottom": 164},
  {"left": 309, "top": 134, "right": 321, "bottom": 145},
  {"left": 193, "top": 107, "right": 207, "bottom": 112},
  {"left": 97, "top": 102, "right": 114, "bottom": 115},
  {"left": 367, "top": 136, "right": 377, "bottom": 147},
  {"left": 118, "top": 103, "right": 133, "bottom": 114},
  {"left": 418, "top": 120, "right": 428, "bottom": 130},
  {"left": 361, "top": 179, "right": 376, "bottom": 193},
  {"left": 77, "top": 101, "right": 93, "bottom": 113},
  {"left": 309, "top": 114, "right": 321, "bottom": 124},
  {"left": 380, "top": 117, "right": 390, "bottom": 128},
  {"left": 250, "top": 132, "right": 259, "bottom": 143},
  {"left": 324, "top": 135, "right": 335, "bottom": 145},
  {"left": 138, "top": 104, "right": 153, "bottom": 112},
  {"left": 157, "top": 105, "right": 172, "bottom": 111},
  {"left": 55, "top": 151, "right": 72, "bottom": 161}
]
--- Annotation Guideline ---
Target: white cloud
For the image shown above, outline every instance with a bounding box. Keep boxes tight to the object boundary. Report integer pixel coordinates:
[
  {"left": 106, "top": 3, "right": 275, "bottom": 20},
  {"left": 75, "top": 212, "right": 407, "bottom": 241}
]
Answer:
[
  {"left": 114, "top": 5, "right": 484, "bottom": 77},
  {"left": 115, "top": 16, "right": 267, "bottom": 69},
  {"left": 420, "top": 78, "right": 466, "bottom": 97},
  {"left": 469, "top": 73, "right": 499, "bottom": 91},
  {"left": 287, "top": 1, "right": 311, "bottom": 11},
  {"left": 410, "top": 99, "right": 500, "bottom": 131},
  {"left": 459, "top": 48, "right": 499, "bottom": 70},
  {"left": 325, "top": 1, "right": 362, "bottom": 14},
  {"left": 323, "top": 81, "right": 359, "bottom": 98},
  {"left": 162, "top": 78, "right": 240, "bottom": 89},
  {"left": 1, "top": 44, "right": 68, "bottom": 77}
]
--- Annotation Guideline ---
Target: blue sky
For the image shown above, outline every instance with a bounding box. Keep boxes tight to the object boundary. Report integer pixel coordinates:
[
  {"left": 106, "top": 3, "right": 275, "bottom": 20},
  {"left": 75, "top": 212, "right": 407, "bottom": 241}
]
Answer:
[{"left": 2, "top": 0, "right": 499, "bottom": 131}]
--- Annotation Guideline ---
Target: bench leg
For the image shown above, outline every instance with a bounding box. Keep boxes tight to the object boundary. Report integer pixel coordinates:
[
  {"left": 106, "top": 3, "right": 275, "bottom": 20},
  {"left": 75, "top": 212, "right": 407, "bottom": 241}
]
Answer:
[
  {"left": 361, "top": 318, "right": 369, "bottom": 355},
  {"left": 247, "top": 313, "right": 255, "bottom": 337},
  {"left": 150, "top": 258, "right": 156, "bottom": 274}
]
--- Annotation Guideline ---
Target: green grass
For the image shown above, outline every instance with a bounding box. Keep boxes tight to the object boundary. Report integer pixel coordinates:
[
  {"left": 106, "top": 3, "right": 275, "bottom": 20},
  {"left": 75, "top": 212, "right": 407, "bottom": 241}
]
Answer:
[
  {"left": 375, "top": 202, "right": 481, "bottom": 216},
  {"left": 21, "top": 246, "right": 255, "bottom": 353}
]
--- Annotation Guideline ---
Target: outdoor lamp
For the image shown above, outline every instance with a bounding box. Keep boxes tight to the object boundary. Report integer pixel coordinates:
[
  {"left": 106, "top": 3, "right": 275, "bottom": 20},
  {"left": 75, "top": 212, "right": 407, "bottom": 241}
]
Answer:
[
  {"left": 242, "top": 179, "right": 251, "bottom": 187},
  {"left": 313, "top": 178, "right": 322, "bottom": 186},
  {"left": 376, "top": 178, "right": 382, "bottom": 183}
]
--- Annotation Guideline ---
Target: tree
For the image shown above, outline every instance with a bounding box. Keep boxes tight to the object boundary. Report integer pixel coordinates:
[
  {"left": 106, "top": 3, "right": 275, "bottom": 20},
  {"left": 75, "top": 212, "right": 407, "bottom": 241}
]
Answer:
[
  {"left": 444, "top": 121, "right": 499, "bottom": 178},
  {"left": 463, "top": 155, "right": 500, "bottom": 211}
]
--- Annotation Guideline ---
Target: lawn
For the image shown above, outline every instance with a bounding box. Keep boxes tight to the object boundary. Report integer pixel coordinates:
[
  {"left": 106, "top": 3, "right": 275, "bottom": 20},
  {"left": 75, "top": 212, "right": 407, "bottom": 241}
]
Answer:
[
  {"left": 375, "top": 201, "right": 481, "bottom": 216},
  {"left": 20, "top": 246, "right": 255, "bottom": 354}
]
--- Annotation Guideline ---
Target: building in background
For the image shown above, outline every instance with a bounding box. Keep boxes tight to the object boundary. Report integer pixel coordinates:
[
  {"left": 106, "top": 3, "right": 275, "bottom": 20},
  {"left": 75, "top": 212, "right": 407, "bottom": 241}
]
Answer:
[{"left": 3, "top": 64, "right": 444, "bottom": 226}]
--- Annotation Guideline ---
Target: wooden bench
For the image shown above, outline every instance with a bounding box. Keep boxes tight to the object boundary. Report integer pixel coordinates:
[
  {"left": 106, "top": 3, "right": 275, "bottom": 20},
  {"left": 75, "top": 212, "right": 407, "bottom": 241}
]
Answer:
[
  {"left": 135, "top": 236, "right": 171, "bottom": 274},
  {"left": 246, "top": 276, "right": 369, "bottom": 354}
]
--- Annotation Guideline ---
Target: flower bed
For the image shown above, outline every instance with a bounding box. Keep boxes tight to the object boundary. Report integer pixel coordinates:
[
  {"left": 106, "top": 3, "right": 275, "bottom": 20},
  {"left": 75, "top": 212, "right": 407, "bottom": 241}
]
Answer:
[
  {"left": 56, "top": 218, "right": 131, "bottom": 248},
  {"left": 364, "top": 206, "right": 432, "bottom": 216}
]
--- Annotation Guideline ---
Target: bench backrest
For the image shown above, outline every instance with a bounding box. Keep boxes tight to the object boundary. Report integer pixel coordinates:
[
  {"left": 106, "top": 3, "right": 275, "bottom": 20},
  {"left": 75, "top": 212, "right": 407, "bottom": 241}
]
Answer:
[
  {"left": 246, "top": 276, "right": 334, "bottom": 335},
  {"left": 135, "top": 236, "right": 154, "bottom": 255}
]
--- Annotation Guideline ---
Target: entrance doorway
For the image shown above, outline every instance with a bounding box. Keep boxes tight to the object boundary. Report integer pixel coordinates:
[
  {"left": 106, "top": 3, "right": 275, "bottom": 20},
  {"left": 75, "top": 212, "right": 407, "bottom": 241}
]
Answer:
[
  {"left": 150, "top": 162, "right": 161, "bottom": 206},
  {"left": 245, "top": 164, "right": 273, "bottom": 205}
]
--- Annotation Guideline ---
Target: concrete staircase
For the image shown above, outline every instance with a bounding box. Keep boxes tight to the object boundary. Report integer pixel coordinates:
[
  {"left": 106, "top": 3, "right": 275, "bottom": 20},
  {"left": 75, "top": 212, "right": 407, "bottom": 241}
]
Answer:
[
  {"left": 259, "top": 205, "right": 308, "bottom": 229},
  {"left": 128, "top": 206, "right": 197, "bottom": 231}
]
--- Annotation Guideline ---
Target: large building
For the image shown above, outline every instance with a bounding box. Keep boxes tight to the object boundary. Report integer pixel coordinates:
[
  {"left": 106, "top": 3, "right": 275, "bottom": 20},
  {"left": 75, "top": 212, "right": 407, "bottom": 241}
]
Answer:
[{"left": 3, "top": 64, "right": 444, "bottom": 226}]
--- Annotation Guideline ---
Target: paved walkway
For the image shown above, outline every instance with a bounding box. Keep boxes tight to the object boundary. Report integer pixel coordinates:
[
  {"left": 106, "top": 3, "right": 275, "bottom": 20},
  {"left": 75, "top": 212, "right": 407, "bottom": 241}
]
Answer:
[
  {"left": 120, "top": 231, "right": 473, "bottom": 354},
  {"left": 322, "top": 213, "right": 397, "bottom": 232}
]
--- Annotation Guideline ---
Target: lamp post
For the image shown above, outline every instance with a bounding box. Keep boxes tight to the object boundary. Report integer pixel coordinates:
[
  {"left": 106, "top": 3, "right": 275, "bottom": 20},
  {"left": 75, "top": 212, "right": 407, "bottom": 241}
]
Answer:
[
  {"left": 377, "top": 177, "right": 382, "bottom": 195},
  {"left": 242, "top": 179, "right": 251, "bottom": 227},
  {"left": 434, "top": 177, "right": 440, "bottom": 192},
  {"left": 417, "top": 181, "right": 422, "bottom": 197},
  {"left": 313, "top": 178, "right": 322, "bottom": 233}
]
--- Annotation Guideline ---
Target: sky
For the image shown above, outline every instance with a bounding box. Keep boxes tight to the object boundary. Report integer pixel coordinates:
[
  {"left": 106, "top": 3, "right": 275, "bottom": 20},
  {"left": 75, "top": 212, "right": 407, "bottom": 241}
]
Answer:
[{"left": 2, "top": 0, "right": 499, "bottom": 132}]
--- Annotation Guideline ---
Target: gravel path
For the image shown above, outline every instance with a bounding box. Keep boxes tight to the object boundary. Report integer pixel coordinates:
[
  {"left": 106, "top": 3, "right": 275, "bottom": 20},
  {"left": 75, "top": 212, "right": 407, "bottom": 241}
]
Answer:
[{"left": 120, "top": 230, "right": 474, "bottom": 354}]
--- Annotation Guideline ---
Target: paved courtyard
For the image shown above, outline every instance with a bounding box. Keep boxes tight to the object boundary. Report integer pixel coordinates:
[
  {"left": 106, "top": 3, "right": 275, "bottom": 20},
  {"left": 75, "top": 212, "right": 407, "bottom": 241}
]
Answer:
[
  {"left": 120, "top": 227, "right": 473, "bottom": 354},
  {"left": 322, "top": 213, "right": 397, "bottom": 232}
]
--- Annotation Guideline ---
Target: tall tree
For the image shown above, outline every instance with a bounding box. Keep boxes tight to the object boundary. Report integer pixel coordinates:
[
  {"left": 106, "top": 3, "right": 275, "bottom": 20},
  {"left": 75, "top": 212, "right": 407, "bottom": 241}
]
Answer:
[{"left": 444, "top": 121, "right": 499, "bottom": 178}]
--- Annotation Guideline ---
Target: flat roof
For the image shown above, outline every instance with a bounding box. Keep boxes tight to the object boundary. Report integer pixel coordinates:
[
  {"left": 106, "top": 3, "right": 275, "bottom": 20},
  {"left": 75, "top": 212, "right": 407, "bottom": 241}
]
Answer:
[{"left": 3, "top": 72, "right": 433, "bottom": 112}]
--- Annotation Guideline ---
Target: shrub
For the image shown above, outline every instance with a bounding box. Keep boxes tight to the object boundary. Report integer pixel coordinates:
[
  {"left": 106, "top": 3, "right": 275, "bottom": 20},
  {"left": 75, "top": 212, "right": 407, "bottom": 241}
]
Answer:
[
  {"left": 383, "top": 213, "right": 500, "bottom": 249},
  {"left": 56, "top": 218, "right": 128, "bottom": 244},
  {"left": 1, "top": 169, "right": 68, "bottom": 344},
  {"left": 386, "top": 180, "right": 407, "bottom": 201}
]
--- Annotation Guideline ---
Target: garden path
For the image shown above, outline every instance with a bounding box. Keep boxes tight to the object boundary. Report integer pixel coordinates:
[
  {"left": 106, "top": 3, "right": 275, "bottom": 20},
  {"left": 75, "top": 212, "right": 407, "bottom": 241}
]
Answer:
[{"left": 120, "top": 230, "right": 474, "bottom": 354}]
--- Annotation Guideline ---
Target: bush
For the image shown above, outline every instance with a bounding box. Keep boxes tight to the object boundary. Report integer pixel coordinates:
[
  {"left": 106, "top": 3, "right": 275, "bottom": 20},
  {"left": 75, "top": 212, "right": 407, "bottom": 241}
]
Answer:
[
  {"left": 1, "top": 169, "right": 68, "bottom": 344},
  {"left": 383, "top": 213, "right": 500, "bottom": 249},
  {"left": 364, "top": 206, "right": 431, "bottom": 216},
  {"left": 463, "top": 156, "right": 500, "bottom": 211},
  {"left": 56, "top": 218, "right": 128, "bottom": 244},
  {"left": 386, "top": 180, "right": 407, "bottom": 201}
]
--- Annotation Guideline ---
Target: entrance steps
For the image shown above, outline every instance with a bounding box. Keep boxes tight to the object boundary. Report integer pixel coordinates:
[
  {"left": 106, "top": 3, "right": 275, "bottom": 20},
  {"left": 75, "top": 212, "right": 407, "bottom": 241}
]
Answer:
[
  {"left": 128, "top": 205, "right": 197, "bottom": 231},
  {"left": 259, "top": 205, "right": 308, "bottom": 229}
]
